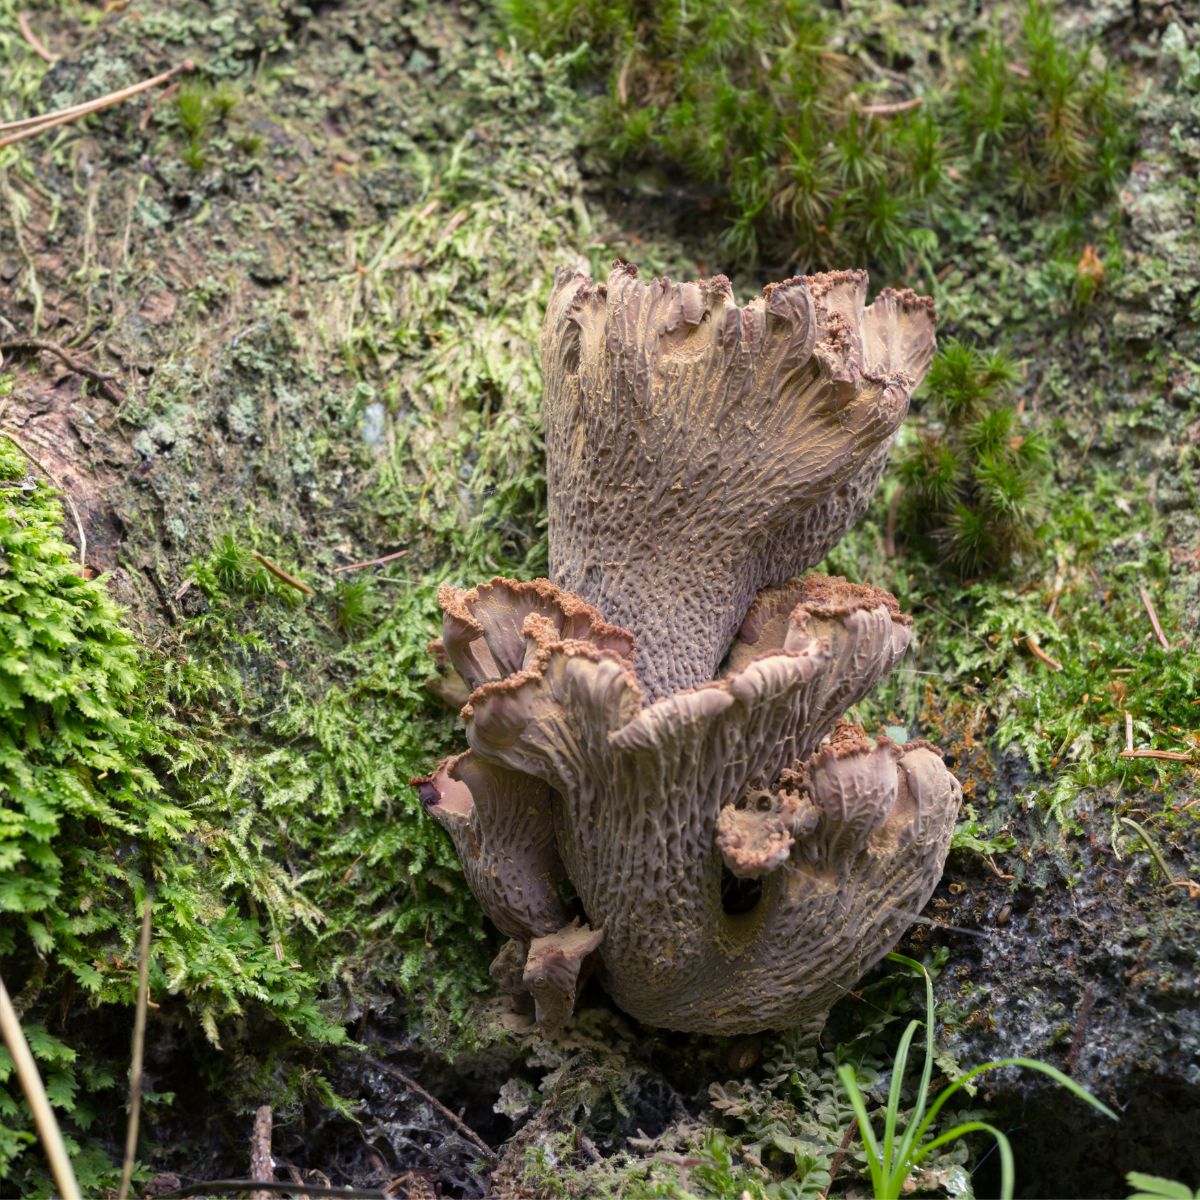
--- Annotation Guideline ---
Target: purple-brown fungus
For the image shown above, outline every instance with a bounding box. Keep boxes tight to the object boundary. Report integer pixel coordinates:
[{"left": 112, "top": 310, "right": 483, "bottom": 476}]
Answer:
[{"left": 417, "top": 264, "right": 960, "bottom": 1035}]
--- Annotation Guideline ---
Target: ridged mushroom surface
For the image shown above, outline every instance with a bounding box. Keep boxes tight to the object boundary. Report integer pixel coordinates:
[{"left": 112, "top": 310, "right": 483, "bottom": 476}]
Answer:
[
  {"left": 423, "top": 575, "right": 960, "bottom": 1033},
  {"left": 418, "top": 263, "right": 958, "bottom": 1036},
  {"left": 541, "top": 263, "right": 936, "bottom": 699}
]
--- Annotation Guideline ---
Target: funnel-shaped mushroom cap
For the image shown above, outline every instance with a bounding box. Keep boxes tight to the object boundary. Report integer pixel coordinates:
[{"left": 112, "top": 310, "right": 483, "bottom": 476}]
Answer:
[
  {"left": 417, "top": 751, "right": 569, "bottom": 941},
  {"left": 420, "top": 574, "right": 959, "bottom": 1033},
  {"left": 541, "top": 263, "right": 936, "bottom": 699}
]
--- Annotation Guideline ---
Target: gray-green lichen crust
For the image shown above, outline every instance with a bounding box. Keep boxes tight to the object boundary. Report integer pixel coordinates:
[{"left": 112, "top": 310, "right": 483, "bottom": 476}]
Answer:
[{"left": 420, "top": 264, "right": 959, "bottom": 1035}]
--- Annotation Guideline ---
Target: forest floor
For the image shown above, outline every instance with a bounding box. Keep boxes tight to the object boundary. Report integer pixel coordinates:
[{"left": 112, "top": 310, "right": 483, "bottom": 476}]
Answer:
[{"left": 0, "top": 0, "right": 1198, "bottom": 1197}]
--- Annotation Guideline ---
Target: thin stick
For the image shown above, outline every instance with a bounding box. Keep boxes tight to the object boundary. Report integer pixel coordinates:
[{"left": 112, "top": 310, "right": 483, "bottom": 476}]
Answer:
[
  {"left": 249, "top": 1106, "right": 274, "bottom": 1200},
  {"left": 0, "top": 60, "right": 192, "bottom": 131},
  {"left": 984, "top": 854, "right": 1015, "bottom": 882},
  {"left": 1138, "top": 586, "right": 1170, "bottom": 651},
  {"left": 331, "top": 548, "right": 409, "bottom": 573},
  {"left": 1119, "top": 748, "right": 1193, "bottom": 762},
  {"left": 1119, "top": 818, "right": 1199, "bottom": 898},
  {"left": 1064, "top": 981, "right": 1095, "bottom": 1077},
  {"left": 1025, "top": 635, "right": 1063, "bottom": 672},
  {"left": 1045, "top": 553, "right": 1066, "bottom": 618},
  {"left": 0, "top": 971, "right": 83, "bottom": 1200},
  {"left": 139, "top": 80, "right": 181, "bottom": 133},
  {"left": 367, "top": 1055, "right": 496, "bottom": 1160},
  {"left": 858, "top": 95, "right": 923, "bottom": 116},
  {"left": 252, "top": 551, "right": 315, "bottom": 595},
  {"left": 0, "top": 61, "right": 193, "bottom": 147},
  {"left": 1, "top": 336, "right": 125, "bottom": 402},
  {"left": 820, "top": 1123, "right": 857, "bottom": 1200},
  {"left": 17, "top": 13, "right": 55, "bottom": 63},
  {"left": 117, "top": 897, "right": 153, "bottom": 1200},
  {"left": 1, "top": 427, "right": 87, "bottom": 568},
  {"left": 1124, "top": 712, "right": 1134, "bottom": 753},
  {"left": 163, "top": 1182, "right": 387, "bottom": 1199}
]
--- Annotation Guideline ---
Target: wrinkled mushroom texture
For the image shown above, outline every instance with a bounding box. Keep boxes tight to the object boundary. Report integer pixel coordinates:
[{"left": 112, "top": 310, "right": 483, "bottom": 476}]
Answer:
[
  {"left": 541, "top": 262, "right": 936, "bottom": 700},
  {"left": 416, "top": 751, "right": 568, "bottom": 942},
  {"left": 423, "top": 574, "right": 961, "bottom": 1034}
]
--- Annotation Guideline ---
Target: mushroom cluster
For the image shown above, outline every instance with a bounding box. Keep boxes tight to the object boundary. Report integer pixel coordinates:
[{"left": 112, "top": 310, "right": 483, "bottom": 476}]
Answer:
[{"left": 417, "top": 263, "right": 961, "bottom": 1035}]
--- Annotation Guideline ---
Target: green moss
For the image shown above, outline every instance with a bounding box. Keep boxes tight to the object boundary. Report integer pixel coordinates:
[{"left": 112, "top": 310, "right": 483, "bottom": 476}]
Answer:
[
  {"left": 828, "top": 467, "right": 1200, "bottom": 838},
  {"left": 0, "top": 431, "right": 171, "bottom": 1192},
  {"left": 165, "top": 526, "right": 495, "bottom": 1036},
  {"left": 172, "top": 78, "right": 241, "bottom": 172},
  {"left": 958, "top": 3, "right": 1131, "bottom": 211},
  {"left": 0, "top": 442, "right": 141, "bottom": 1191},
  {"left": 495, "top": 0, "right": 1131, "bottom": 273},
  {"left": 897, "top": 341, "right": 1048, "bottom": 576},
  {"left": 0, "top": 431, "right": 498, "bottom": 1187}
]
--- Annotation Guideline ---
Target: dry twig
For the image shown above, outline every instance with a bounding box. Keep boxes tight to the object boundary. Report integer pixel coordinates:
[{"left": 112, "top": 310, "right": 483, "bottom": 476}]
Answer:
[
  {"left": 820, "top": 1123, "right": 858, "bottom": 1200},
  {"left": 368, "top": 1053, "right": 496, "bottom": 1160},
  {"left": 117, "top": 898, "right": 153, "bottom": 1200},
  {"left": 252, "top": 550, "right": 316, "bottom": 595},
  {"left": 1138, "top": 586, "right": 1171, "bottom": 651},
  {"left": 332, "top": 548, "right": 409, "bottom": 573},
  {"left": 0, "top": 971, "right": 82, "bottom": 1200},
  {"left": 984, "top": 854, "right": 1016, "bottom": 882},
  {"left": 0, "top": 61, "right": 193, "bottom": 148},
  {"left": 1118, "top": 748, "right": 1193, "bottom": 762},
  {"left": 17, "top": 12, "right": 55, "bottom": 63},
  {"left": 884, "top": 483, "right": 903, "bottom": 559},
  {"left": 857, "top": 95, "right": 923, "bottom": 116},
  {"left": 1025, "top": 635, "right": 1063, "bottom": 672},
  {"left": 1119, "top": 817, "right": 1200, "bottom": 898},
  {"left": 1045, "top": 553, "right": 1066, "bottom": 618},
  {"left": 163, "top": 1182, "right": 386, "bottom": 1199},
  {"left": 139, "top": 80, "right": 181, "bottom": 132},
  {"left": 250, "top": 1106, "right": 274, "bottom": 1200},
  {"left": 0, "top": 335, "right": 125, "bottom": 402},
  {"left": 1064, "top": 981, "right": 1096, "bottom": 1077}
]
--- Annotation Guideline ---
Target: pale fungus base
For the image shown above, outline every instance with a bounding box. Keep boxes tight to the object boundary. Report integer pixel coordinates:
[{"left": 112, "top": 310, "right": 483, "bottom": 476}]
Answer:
[{"left": 419, "top": 264, "right": 959, "bottom": 1036}]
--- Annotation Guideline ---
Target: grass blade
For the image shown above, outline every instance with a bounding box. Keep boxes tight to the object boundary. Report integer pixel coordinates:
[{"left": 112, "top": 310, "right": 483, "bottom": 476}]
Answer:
[
  {"left": 918, "top": 1121, "right": 1014, "bottom": 1200},
  {"left": 837, "top": 1063, "right": 886, "bottom": 1198},
  {"left": 885, "top": 953, "right": 938, "bottom": 1177},
  {"left": 913, "top": 1056, "right": 1117, "bottom": 1150},
  {"left": 882, "top": 1019, "right": 919, "bottom": 1184}
]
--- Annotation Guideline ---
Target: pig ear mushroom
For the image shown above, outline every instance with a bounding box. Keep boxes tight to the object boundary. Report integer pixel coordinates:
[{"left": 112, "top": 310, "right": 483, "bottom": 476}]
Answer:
[
  {"left": 423, "top": 571, "right": 958, "bottom": 1034},
  {"left": 541, "top": 264, "right": 935, "bottom": 699},
  {"left": 418, "top": 262, "right": 959, "bottom": 1037}
]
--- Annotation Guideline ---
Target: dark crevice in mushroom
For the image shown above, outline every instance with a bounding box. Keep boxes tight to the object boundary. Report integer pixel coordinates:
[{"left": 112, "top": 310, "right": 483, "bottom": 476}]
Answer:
[{"left": 720, "top": 869, "right": 763, "bottom": 916}]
